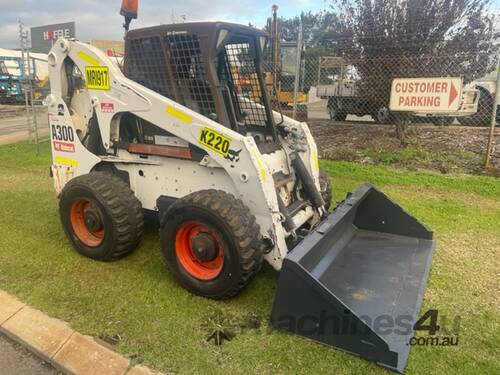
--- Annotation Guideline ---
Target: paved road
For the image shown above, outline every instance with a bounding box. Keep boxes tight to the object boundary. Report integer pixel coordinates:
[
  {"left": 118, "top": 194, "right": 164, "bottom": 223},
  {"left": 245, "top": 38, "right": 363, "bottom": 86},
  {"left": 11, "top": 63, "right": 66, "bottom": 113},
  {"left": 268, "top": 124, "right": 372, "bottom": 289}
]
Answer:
[
  {"left": 0, "top": 109, "right": 48, "bottom": 137},
  {"left": 0, "top": 334, "right": 59, "bottom": 375}
]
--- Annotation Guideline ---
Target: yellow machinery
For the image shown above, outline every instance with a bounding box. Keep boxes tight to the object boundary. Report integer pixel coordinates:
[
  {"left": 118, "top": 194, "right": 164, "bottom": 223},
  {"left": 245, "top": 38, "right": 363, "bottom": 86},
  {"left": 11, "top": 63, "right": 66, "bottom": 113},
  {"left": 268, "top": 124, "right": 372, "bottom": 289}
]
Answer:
[{"left": 265, "top": 5, "right": 308, "bottom": 120}]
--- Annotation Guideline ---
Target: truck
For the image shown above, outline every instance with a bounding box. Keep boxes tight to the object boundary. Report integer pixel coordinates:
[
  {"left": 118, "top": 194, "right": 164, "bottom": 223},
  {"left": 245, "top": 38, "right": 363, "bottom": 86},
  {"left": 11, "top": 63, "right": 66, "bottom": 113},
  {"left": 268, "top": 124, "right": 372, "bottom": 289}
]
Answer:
[{"left": 317, "top": 56, "right": 481, "bottom": 125}]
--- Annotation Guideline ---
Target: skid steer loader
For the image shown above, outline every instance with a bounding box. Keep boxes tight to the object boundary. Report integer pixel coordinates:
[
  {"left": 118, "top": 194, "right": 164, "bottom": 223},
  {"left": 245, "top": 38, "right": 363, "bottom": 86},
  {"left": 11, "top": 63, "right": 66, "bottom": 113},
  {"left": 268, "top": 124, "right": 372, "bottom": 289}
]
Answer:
[{"left": 46, "top": 21, "right": 435, "bottom": 373}]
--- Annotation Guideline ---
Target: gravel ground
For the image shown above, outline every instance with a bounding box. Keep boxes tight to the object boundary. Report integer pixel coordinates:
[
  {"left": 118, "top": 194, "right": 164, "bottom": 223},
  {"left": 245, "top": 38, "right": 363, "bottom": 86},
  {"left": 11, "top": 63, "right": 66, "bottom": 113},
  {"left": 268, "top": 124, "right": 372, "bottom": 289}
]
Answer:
[
  {"left": 309, "top": 120, "right": 500, "bottom": 173},
  {"left": 0, "top": 333, "right": 59, "bottom": 375}
]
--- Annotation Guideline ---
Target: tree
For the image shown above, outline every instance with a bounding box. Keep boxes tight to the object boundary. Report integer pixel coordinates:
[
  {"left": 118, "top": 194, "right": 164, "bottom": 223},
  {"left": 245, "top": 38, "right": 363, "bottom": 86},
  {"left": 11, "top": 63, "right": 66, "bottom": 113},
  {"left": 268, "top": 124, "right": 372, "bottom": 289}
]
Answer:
[
  {"left": 329, "top": 0, "right": 497, "bottom": 102},
  {"left": 272, "top": 1, "right": 496, "bottom": 105},
  {"left": 263, "top": 11, "right": 350, "bottom": 89}
]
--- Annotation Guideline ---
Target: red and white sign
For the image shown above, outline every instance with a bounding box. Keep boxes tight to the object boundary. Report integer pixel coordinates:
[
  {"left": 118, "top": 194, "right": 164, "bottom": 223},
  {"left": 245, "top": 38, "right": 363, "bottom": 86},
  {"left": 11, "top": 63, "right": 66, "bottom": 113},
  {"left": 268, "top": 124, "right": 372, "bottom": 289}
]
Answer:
[
  {"left": 390, "top": 77, "right": 462, "bottom": 112},
  {"left": 100, "top": 102, "right": 115, "bottom": 113},
  {"left": 53, "top": 141, "right": 75, "bottom": 153},
  {"left": 106, "top": 49, "right": 124, "bottom": 57}
]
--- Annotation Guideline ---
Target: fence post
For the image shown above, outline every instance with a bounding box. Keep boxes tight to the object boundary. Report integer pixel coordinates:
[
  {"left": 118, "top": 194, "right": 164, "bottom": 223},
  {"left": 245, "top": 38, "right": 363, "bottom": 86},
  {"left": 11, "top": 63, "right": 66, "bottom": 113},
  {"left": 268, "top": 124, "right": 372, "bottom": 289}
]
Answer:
[
  {"left": 292, "top": 18, "right": 303, "bottom": 120},
  {"left": 28, "top": 53, "right": 39, "bottom": 155},
  {"left": 485, "top": 58, "right": 500, "bottom": 169},
  {"left": 19, "top": 20, "right": 32, "bottom": 143}
]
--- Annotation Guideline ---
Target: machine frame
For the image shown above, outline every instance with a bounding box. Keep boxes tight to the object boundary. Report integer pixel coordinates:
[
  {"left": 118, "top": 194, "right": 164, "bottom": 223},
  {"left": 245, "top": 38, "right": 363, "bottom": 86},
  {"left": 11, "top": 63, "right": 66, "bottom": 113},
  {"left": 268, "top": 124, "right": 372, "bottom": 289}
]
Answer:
[{"left": 46, "top": 27, "right": 321, "bottom": 271}]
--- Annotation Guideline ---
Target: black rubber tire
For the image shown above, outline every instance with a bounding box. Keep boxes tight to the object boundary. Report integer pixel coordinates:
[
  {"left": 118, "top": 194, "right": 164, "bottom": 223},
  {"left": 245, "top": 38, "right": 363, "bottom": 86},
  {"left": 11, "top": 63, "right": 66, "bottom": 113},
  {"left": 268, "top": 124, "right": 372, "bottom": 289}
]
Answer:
[
  {"left": 328, "top": 98, "right": 348, "bottom": 122},
  {"left": 319, "top": 169, "right": 333, "bottom": 211},
  {"left": 59, "top": 172, "right": 144, "bottom": 261},
  {"left": 329, "top": 106, "right": 348, "bottom": 121},
  {"left": 465, "top": 86, "right": 494, "bottom": 127},
  {"left": 160, "top": 190, "right": 262, "bottom": 299},
  {"left": 374, "top": 106, "right": 394, "bottom": 124}
]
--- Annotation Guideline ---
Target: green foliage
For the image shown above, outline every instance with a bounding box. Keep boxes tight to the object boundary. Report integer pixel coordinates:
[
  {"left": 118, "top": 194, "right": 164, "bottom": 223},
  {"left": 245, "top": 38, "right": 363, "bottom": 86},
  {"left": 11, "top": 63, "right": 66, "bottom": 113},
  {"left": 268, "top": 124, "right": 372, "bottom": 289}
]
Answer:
[{"left": 333, "top": 0, "right": 495, "bottom": 60}]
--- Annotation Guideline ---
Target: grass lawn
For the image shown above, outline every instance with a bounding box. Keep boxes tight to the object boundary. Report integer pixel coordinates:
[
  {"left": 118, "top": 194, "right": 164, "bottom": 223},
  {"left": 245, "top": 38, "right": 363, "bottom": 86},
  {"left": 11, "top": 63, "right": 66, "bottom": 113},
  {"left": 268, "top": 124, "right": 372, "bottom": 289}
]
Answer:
[{"left": 0, "top": 142, "right": 498, "bottom": 374}]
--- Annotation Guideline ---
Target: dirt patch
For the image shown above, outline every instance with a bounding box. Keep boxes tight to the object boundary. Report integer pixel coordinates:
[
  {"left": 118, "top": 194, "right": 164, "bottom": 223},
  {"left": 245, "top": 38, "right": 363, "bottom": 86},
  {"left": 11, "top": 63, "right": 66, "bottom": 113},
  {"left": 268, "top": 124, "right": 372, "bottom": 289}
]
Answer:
[{"left": 309, "top": 120, "right": 500, "bottom": 174}]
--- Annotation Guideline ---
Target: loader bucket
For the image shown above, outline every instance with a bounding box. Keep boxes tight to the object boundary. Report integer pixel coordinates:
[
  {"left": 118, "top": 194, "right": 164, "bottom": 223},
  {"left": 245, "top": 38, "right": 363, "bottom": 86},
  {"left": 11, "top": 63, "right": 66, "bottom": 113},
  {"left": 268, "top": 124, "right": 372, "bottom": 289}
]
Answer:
[{"left": 271, "top": 184, "right": 435, "bottom": 373}]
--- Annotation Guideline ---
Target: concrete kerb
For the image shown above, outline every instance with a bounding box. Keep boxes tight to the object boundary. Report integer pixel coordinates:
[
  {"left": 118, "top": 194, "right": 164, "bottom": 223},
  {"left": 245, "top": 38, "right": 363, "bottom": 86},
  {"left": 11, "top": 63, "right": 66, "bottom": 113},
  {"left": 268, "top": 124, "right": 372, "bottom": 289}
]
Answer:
[{"left": 0, "top": 290, "right": 165, "bottom": 375}]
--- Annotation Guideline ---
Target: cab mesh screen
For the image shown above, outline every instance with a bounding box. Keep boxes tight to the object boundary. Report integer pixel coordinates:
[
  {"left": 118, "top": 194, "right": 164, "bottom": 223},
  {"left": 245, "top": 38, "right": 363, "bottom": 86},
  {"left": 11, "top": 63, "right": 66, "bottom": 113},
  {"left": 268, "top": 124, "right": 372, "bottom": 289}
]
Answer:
[
  {"left": 125, "top": 34, "right": 216, "bottom": 118},
  {"left": 164, "top": 34, "right": 216, "bottom": 117},
  {"left": 221, "top": 42, "right": 269, "bottom": 127},
  {"left": 125, "top": 36, "right": 171, "bottom": 98}
]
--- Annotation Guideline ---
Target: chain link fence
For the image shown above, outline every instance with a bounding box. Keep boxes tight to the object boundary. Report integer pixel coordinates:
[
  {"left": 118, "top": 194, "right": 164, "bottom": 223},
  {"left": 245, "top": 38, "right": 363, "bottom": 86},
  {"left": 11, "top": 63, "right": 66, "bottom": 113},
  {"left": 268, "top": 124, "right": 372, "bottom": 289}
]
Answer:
[
  {"left": 261, "top": 28, "right": 499, "bottom": 168},
  {"left": 263, "top": 45, "right": 500, "bottom": 127}
]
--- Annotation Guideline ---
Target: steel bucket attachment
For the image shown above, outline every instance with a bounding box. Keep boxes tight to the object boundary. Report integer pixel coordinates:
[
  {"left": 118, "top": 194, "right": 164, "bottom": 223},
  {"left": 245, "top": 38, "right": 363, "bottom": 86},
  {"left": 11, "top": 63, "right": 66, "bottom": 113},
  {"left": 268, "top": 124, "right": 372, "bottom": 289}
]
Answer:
[{"left": 271, "top": 184, "right": 436, "bottom": 373}]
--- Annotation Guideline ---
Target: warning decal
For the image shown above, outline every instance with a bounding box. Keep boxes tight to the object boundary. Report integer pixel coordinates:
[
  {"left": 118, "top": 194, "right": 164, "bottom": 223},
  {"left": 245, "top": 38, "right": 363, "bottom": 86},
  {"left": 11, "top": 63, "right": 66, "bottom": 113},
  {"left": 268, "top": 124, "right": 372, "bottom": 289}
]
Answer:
[
  {"left": 53, "top": 141, "right": 75, "bottom": 153},
  {"left": 100, "top": 102, "right": 115, "bottom": 113}
]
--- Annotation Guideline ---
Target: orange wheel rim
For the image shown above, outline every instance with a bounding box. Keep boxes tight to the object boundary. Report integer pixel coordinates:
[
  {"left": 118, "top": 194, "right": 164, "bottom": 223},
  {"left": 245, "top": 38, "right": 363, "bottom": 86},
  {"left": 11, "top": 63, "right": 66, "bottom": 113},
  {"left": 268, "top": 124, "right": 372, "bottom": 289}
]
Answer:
[
  {"left": 69, "top": 198, "right": 104, "bottom": 247},
  {"left": 175, "top": 222, "right": 224, "bottom": 280}
]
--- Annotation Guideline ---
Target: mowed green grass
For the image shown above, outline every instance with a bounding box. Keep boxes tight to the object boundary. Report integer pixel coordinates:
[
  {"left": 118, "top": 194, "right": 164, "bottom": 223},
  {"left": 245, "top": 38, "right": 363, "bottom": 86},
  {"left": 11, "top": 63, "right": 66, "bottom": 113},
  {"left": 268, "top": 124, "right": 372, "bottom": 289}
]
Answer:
[{"left": 0, "top": 142, "right": 498, "bottom": 374}]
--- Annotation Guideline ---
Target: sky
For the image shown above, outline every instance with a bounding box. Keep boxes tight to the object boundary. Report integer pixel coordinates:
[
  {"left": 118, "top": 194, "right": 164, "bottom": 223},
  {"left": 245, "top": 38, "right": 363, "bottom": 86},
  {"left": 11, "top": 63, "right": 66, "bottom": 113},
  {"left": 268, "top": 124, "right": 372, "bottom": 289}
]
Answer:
[
  {"left": 1, "top": 0, "right": 499, "bottom": 49},
  {"left": 0, "top": 0, "right": 328, "bottom": 49}
]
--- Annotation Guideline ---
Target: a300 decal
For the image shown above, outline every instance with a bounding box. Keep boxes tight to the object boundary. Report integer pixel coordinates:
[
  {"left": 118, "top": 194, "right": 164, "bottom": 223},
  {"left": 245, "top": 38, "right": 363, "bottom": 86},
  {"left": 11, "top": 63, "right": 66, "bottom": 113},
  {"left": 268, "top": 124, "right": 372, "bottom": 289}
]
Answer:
[
  {"left": 51, "top": 124, "right": 74, "bottom": 142},
  {"left": 51, "top": 124, "right": 75, "bottom": 153}
]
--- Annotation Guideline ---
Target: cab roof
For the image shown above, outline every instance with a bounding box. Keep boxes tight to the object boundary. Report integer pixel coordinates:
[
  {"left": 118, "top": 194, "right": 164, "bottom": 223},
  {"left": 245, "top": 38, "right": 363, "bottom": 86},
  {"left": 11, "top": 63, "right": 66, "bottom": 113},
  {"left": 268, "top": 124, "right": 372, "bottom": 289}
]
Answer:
[{"left": 126, "top": 21, "right": 268, "bottom": 40}]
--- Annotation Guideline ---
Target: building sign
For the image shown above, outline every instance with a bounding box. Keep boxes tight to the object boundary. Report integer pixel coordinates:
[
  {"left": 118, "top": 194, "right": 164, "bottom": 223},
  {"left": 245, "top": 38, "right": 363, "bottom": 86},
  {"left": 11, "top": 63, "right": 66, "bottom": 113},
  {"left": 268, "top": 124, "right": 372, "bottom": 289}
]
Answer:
[
  {"left": 31, "top": 22, "right": 76, "bottom": 54},
  {"left": 43, "top": 29, "right": 71, "bottom": 41},
  {"left": 389, "top": 77, "right": 462, "bottom": 112}
]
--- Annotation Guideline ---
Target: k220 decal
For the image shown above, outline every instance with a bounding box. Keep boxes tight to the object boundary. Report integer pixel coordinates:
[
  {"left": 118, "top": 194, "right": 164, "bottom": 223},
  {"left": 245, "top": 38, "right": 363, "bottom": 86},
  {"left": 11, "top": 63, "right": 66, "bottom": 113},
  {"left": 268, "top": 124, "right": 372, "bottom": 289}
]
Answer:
[{"left": 198, "top": 127, "right": 231, "bottom": 157}]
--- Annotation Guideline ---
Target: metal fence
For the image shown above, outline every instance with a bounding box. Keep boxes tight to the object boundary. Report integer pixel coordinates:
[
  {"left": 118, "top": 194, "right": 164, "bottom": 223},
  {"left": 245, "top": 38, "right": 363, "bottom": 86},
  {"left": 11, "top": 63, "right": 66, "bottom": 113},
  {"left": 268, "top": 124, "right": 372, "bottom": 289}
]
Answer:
[
  {"left": 263, "top": 48, "right": 500, "bottom": 127},
  {"left": 261, "top": 28, "right": 499, "bottom": 167}
]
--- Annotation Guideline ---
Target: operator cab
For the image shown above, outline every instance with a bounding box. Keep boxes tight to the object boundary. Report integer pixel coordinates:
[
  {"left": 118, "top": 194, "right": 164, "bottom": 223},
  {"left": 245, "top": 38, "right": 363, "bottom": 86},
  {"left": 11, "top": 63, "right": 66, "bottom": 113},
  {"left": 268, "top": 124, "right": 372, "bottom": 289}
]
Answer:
[{"left": 124, "top": 22, "right": 279, "bottom": 145}]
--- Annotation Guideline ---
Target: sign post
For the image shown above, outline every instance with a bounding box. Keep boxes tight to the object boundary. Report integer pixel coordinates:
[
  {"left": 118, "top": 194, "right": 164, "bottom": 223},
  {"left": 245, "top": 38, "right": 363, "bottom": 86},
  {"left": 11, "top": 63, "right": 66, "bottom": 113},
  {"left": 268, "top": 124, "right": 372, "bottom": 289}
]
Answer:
[
  {"left": 389, "top": 77, "right": 462, "bottom": 112},
  {"left": 485, "top": 61, "right": 500, "bottom": 169}
]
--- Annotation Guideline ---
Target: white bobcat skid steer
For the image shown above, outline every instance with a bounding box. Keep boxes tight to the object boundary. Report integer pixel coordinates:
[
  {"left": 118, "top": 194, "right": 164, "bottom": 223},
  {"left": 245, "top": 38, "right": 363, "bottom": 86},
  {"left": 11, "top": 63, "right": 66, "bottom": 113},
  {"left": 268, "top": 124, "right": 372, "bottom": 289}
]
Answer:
[{"left": 46, "top": 22, "right": 435, "bottom": 373}]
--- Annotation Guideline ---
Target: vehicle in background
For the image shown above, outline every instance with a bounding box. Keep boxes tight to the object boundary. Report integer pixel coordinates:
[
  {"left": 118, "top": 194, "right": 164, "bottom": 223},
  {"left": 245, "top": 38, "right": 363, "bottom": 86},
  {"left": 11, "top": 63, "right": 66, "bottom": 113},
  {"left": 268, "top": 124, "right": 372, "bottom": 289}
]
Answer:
[
  {"left": 0, "top": 57, "right": 24, "bottom": 103},
  {"left": 455, "top": 70, "right": 499, "bottom": 126},
  {"left": 316, "top": 56, "right": 390, "bottom": 123},
  {"left": 413, "top": 86, "right": 480, "bottom": 125},
  {"left": 264, "top": 5, "right": 308, "bottom": 120},
  {"left": 316, "top": 56, "right": 483, "bottom": 126},
  {"left": 264, "top": 41, "right": 307, "bottom": 106},
  {"left": 0, "top": 55, "right": 49, "bottom": 103}
]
